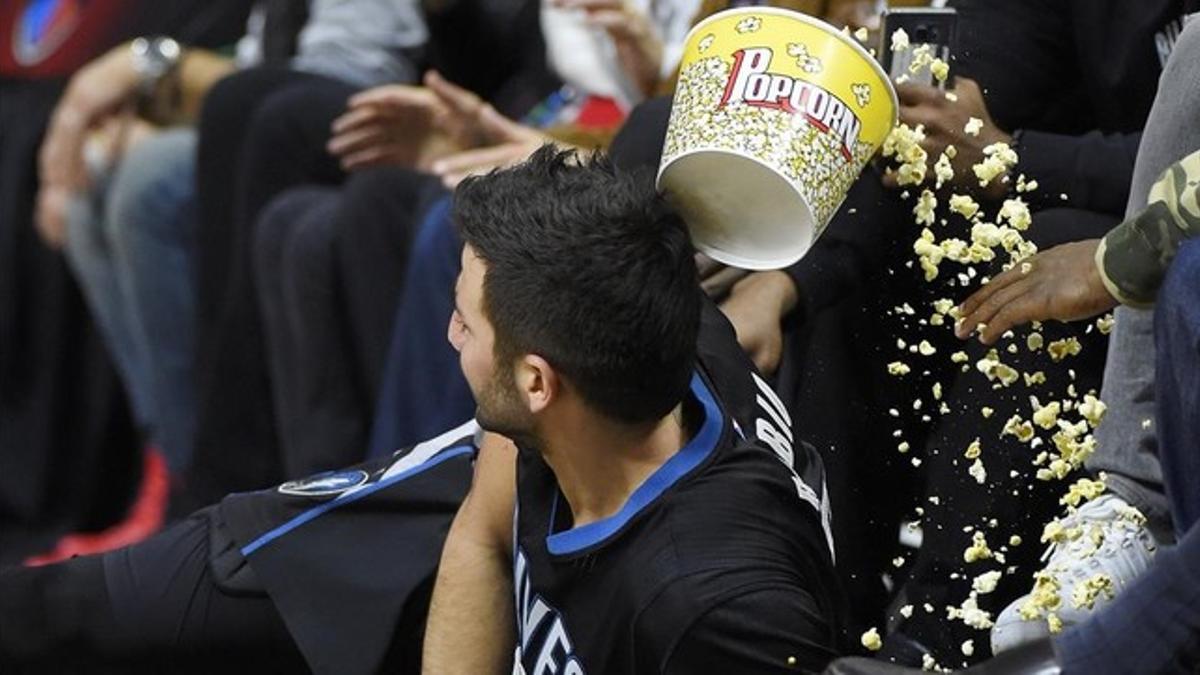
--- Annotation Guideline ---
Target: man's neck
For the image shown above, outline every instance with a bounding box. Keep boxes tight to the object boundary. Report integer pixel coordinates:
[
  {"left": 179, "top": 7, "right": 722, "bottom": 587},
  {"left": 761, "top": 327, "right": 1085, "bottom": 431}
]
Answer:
[{"left": 539, "top": 401, "right": 693, "bottom": 529}]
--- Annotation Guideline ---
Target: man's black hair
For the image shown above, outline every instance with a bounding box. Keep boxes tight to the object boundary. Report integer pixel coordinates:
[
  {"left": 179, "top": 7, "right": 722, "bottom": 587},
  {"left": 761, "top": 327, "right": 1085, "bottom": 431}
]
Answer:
[{"left": 455, "top": 145, "right": 700, "bottom": 426}]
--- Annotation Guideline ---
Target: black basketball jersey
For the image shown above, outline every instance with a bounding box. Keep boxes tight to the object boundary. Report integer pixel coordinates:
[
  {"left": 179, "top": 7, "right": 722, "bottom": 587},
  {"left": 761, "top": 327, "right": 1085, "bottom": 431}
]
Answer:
[
  {"left": 512, "top": 300, "right": 845, "bottom": 675},
  {"left": 216, "top": 420, "right": 480, "bottom": 675}
]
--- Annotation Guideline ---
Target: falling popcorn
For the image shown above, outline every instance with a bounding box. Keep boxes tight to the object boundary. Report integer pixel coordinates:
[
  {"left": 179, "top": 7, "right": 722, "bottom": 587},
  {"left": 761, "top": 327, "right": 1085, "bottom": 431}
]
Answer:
[
  {"left": 997, "top": 198, "right": 1032, "bottom": 231},
  {"left": 914, "top": 189, "right": 938, "bottom": 226},
  {"left": 1027, "top": 332, "right": 1044, "bottom": 351},
  {"left": 1009, "top": 534, "right": 1023, "bottom": 546},
  {"left": 932, "top": 382, "right": 943, "bottom": 400},
  {"left": 735, "top": 16, "right": 762, "bottom": 33},
  {"left": 951, "top": 351, "right": 969, "bottom": 363},
  {"left": 963, "top": 531, "right": 993, "bottom": 563},
  {"left": 861, "top": 627, "right": 883, "bottom": 651},
  {"left": 972, "top": 570, "right": 1002, "bottom": 595},
  {"left": 1002, "top": 414, "right": 1035, "bottom": 442},
  {"left": 964, "top": 117, "right": 984, "bottom": 136},
  {"left": 1032, "top": 400, "right": 1061, "bottom": 430},
  {"left": 890, "top": 27, "right": 910, "bottom": 52},
  {"left": 961, "top": 640, "right": 975, "bottom": 657},
  {"left": 883, "top": 123, "right": 929, "bottom": 186},
  {"left": 968, "top": 458, "right": 987, "bottom": 484},
  {"left": 947, "top": 593, "right": 994, "bottom": 629},
  {"left": 1079, "top": 394, "right": 1107, "bottom": 427},
  {"left": 1047, "top": 337, "right": 1083, "bottom": 362},
  {"left": 1024, "top": 371, "right": 1047, "bottom": 386},
  {"left": 976, "top": 353, "right": 1019, "bottom": 386},
  {"left": 949, "top": 194, "right": 980, "bottom": 220},
  {"left": 854, "top": 26, "right": 869, "bottom": 42},
  {"left": 918, "top": 340, "right": 937, "bottom": 356},
  {"left": 1015, "top": 174, "right": 1039, "bottom": 193},
  {"left": 899, "top": 604, "right": 914, "bottom": 618},
  {"left": 1096, "top": 313, "right": 1115, "bottom": 334},
  {"left": 964, "top": 438, "right": 982, "bottom": 459},
  {"left": 934, "top": 150, "right": 955, "bottom": 189},
  {"left": 973, "top": 142, "right": 1019, "bottom": 188},
  {"left": 981, "top": 406, "right": 994, "bottom": 418},
  {"left": 888, "top": 361, "right": 912, "bottom": 376},
  {"left": 930, "top": 58, "right": 950, "bottom": 83},
  {"left": 922, "top": 654, "right": 938, "bottom": 672}
]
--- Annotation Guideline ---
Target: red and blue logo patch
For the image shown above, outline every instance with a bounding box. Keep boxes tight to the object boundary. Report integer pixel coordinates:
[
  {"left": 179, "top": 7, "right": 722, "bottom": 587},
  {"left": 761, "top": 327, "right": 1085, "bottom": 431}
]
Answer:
[{"left": 13, "top": 0, "right": 83, "bottom": 66}]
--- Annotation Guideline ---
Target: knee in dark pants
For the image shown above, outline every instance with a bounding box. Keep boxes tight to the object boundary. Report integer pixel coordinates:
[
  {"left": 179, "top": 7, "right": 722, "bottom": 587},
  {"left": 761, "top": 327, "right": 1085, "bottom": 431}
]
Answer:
[{"left": 0, "top": 555, "right": 117, "bottom": 666}]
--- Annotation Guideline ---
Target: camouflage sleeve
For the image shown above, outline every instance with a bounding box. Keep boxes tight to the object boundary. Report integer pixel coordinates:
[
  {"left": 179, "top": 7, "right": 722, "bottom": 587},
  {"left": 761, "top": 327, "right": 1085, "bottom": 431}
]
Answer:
[{"left": 1097, "top": 149, "right": 1200, "bottom": 306}]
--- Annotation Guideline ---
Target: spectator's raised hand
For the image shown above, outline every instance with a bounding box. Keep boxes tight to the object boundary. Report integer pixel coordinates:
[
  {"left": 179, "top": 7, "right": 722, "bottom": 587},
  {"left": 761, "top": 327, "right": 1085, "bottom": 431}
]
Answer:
[
  {"left": 428, "top": 103, "right": 550, "bottom": 188},
  {"left": 328, "top": 84, "right": 446, "bottom": 171},
  {"left": 890, "top": 77, "right": 1012, "bottom": 199},
  {"left": 955, "top": 239, "right": 1118, "bottom": 344},
  {"left": 551, "top": 0, "right": 664, "bottom": 97}
]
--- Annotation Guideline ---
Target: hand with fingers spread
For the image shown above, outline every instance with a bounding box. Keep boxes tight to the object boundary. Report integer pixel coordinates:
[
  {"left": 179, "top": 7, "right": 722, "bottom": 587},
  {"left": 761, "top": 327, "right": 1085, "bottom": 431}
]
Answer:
[
  {"left": 955, "top": 240, "right": 1117, "bottom": 344},
  {"left": 328, "top": 83, "right": 446, "bottom": 171},
  {"left": 551, "top": 0, "right": 664, "bottom": 97},
  {"left": 888, "top": 77, "right": 1012, "bottom": 198},
  {"left": 425, "top": 75, "right": 553, "bottom": 188}
]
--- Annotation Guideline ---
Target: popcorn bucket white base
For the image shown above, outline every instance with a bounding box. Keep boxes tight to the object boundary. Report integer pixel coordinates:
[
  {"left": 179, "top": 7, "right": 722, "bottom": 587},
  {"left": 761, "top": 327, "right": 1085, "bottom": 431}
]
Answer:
[
  {"left": 658, "top": 150, "right": 815, "bottom": 270},
  {"left": 658, "top": 7, "right": 897, "bottom": 270}
]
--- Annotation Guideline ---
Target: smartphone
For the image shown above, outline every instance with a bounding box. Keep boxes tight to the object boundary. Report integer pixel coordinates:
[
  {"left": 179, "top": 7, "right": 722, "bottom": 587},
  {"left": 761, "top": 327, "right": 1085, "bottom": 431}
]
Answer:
[{"left": 879, "top": 7, "right": 958, "bottom": 88}]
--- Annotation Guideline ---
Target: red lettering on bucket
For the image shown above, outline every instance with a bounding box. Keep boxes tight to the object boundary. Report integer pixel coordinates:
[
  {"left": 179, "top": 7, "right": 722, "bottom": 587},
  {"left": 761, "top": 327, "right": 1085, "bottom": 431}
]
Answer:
[{"left": 718, "top": 47, "right": 862, "bottom": 162}]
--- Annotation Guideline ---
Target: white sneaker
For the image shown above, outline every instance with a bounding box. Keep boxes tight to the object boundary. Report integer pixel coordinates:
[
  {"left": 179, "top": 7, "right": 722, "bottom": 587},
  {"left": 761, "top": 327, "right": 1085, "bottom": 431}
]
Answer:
[{"left": 990, "top": 494, "right": 1160, "bottom": 654}]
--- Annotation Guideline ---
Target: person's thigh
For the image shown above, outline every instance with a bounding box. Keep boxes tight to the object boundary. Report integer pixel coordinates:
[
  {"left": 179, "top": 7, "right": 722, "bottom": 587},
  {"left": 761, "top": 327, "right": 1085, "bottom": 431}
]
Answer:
[
  {"left": 1155, "top": 238, "right": 1200, "bottom": 536},
  {"left": 1, "top": 508, "right": 306, "bottom": 672}
]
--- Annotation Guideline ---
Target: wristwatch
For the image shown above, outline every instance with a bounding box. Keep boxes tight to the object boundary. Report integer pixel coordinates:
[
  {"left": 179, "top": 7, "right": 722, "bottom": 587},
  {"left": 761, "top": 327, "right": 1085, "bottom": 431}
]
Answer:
[{"left": 129, "top": 36, "right": 183, "bottom": 122}]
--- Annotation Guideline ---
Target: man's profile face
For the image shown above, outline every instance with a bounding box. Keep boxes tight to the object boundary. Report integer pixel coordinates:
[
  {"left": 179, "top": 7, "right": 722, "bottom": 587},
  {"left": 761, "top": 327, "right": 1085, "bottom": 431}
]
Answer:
[{"left": 449, "top": 245, "right": 533, "bottom": 438}]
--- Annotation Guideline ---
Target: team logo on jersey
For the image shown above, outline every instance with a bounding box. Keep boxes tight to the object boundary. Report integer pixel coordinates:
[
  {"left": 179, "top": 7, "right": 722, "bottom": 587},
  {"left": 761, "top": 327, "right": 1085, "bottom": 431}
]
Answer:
[
  {"left": 13, "top": 0, "right": 82, "bottom": 66},
  {"left": 278, "top": 469, "right": 370, "bottom": 497},
  {"left": 514, "top": 548, "right": 585, "bottom": 675},
  {"left": 719, "top": 47, "right": 863, "bottom": 163}
]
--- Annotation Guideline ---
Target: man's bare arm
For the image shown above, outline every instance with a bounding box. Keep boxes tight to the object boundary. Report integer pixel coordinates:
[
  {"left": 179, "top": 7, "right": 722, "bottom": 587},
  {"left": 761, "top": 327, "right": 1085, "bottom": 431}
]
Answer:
[{"left": 422, "top": 432, "right": 518, "bottom": 674}]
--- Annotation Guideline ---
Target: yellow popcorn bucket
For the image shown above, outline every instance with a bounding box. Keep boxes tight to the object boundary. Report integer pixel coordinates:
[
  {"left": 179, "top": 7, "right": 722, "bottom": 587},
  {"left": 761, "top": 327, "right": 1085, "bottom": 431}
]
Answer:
[{"left": 658, "top": 7, "right": 897, "bottom": 270}]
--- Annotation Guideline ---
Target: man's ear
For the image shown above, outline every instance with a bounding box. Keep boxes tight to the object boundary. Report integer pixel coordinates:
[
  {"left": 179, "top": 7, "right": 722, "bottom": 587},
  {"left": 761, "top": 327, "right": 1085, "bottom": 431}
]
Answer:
[{"left": 516, "top": 354, "right": 557, "bottom": 415}]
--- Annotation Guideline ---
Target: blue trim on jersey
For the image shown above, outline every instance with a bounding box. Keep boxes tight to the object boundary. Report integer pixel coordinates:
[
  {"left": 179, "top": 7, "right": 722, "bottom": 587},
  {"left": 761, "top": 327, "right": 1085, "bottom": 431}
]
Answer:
[
  {"left": 545, "top": 372, "right": 724, "bottom": 556},
  {"left": 240, "top": 445, "right": 475, "bottom": 556}
]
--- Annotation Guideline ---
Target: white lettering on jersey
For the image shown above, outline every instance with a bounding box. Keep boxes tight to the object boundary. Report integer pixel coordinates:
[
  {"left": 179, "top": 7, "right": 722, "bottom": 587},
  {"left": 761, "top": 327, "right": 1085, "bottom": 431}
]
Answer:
[
  {"left": 514, "top": 548, "right": 586, "bottom": 675},
  {"left": 750, "top": 373, "right": 835, "bottom": 559}
]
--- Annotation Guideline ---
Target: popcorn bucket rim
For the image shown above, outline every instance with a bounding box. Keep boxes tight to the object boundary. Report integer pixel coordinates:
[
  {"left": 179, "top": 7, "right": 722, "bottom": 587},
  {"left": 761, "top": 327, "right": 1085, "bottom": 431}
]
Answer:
[
  {"left": 657, "top": 146, "right": 817, "bottom": 271},
  {"left": 684, "top": 5, "right": 900, "bottom": 130}
]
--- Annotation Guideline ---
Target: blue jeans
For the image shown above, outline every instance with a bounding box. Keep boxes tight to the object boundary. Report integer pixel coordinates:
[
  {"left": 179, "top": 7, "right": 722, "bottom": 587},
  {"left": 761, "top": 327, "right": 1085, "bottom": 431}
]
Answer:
[
  {"left": 367, "top": 196, "right": 474, "bottom": 457},
  {"left": 63, "top": 129, "right": 198, "bottom": 473},
  {"left": 1055, "top": 239, "right": 1200, "bottom": 674},
  {"left": 1154, "top": 238, "right": 1200, "bottom": 537}
]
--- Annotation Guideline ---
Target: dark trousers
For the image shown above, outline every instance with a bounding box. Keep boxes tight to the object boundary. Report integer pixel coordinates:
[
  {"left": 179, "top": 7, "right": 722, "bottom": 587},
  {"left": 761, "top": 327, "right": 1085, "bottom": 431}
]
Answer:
[
  {"left": 368, "top": 196, "right": 474, "bottom": 457},
  {"left": 189, "top": 68, "right": 354, "bottom": 506},
  {"left": 253, "top": 168, "right": 443, "bottom": 475},
  {"left": 0, "top": 510, "right": 306, "bottom": 674},
  {"left": 0, "top": 79, "right": 139, "bottom": 561}
]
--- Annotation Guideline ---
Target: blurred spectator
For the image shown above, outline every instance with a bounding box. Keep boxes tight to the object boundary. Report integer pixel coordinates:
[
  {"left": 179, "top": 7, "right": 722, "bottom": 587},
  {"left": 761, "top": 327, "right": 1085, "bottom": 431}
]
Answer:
[
  {"left": 0, "top": 0, "right": 249, "bottom": 564},
  {"left": 26, "top": 0, "right": 425, "bottom": 561}
]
